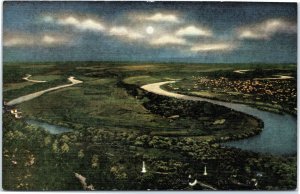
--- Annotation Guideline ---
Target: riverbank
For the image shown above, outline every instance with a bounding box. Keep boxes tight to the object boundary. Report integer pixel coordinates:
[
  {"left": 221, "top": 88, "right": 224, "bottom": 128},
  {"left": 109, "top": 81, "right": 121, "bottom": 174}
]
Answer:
[
  {"left": 23, "top": 74, "right": 47, "bottom": 83},
  {"left": 7, "top": 76, "right": 83, "bottom": 106},
  {"left": 119, "top": 80, "right": 263, "bottom": 145},
  {"left": 169, "top": 89, "right": 296, "bottom": 116},
  {"left": 3, "top": 62, "right": 297, "bottom": 190},
  {"left": 140, "top": 81, "right": 296, "bottom": 155},
  {"left": 162, "top": 75, "right": 296, "bottom": 116}
]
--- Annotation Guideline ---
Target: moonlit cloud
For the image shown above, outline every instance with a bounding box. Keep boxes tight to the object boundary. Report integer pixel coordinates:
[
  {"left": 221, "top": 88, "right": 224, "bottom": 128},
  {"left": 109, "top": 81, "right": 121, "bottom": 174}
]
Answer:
[
  {"left": 4, "top": 33, "right": 72, "bottom": 47},
  {"left": 43, "top": 15, "right": 54, "bottom": 23},
  {"left": 14, "top": 11, "right": 295, "bottom": 56},
  {"left": 44, "top": 15, "right": 105, "bottom": 32},
  {"left": 190, "top": 43, "right": 236, "bottom": 52},
  {"left": 79, "top": 19, "right": 105, "bottom": 31},
  {"left": 109, "top": 26, "right": 144, "bottom": 40},
  {"left": 4, "top": 35, "right": 35, "bottom": 47},
  {"left": 110, "top": 26, "right": 128, "bottom": 36},
  {"left": 150, "top": 35, "right": 187, "bottom": 46},
  {"left": 3, "top": 2, "right": 297, "bottom": 63},
  {"left": 41, "top": 35, "right": 71, "bottom": 45},
  {"left": 57, "top": 16, "right": 78, "bottom": 26},
  {"left": 146, "top": 13, "right": 179, "bottom": 23},
  {"left": 176, "top": 25, "right": 213, "bottom": 37},
  {"left": 10, "top": 11, "right": 235, "bottom": 55},
  {"left": 237, "top": 18, "right": 296, "bottom": 40},
  {"left": 133, "top": 12, "right": 180, "bottom": 23}
]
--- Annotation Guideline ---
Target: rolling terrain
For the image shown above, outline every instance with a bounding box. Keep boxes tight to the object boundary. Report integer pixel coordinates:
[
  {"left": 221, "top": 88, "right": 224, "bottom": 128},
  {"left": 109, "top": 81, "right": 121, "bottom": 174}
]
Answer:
[{"left": 3, "top": 62, "right": 297, "bottom": 190}]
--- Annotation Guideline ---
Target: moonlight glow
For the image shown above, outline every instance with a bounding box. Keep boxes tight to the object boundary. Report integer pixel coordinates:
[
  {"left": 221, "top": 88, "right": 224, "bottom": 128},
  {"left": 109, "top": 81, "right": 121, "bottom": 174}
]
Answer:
[{"left": 146, "top": 26, "right": 154, "bottom": 34}]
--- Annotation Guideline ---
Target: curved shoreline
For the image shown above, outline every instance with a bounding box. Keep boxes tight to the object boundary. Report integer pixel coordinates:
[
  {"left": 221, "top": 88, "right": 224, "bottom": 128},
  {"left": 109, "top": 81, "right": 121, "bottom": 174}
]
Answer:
[
  {"left": 141, "top": 81, "right": 297, "bottom": 155},
  {"left": 7, "top": 76, "right": 83, "bottom": 106},
  {"left": 163, "top": 89, "right": 296, "bottom": 116}
]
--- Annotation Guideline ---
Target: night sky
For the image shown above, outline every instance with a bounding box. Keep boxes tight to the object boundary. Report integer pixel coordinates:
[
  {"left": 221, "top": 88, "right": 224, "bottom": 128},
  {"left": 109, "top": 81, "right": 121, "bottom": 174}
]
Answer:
[{"left": 3, "top": 2, "right": 297, "bottom": 63}]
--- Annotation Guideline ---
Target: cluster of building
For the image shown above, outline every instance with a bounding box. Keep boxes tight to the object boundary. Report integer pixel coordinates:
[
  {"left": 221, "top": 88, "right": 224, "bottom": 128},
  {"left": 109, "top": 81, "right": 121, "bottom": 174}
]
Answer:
[
  {"left": 3, "top": 101, "right": 23, "bottom": 119},
  {"left": 10, "top": 109, "right": 23, "bottom": 119},
  {"left": 188, "top": 76, "right": 296, "bottom": 109}
]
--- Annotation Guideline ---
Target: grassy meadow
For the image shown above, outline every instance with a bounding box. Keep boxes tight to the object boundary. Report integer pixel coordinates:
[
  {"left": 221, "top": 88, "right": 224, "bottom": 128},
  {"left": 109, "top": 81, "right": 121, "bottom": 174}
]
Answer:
[{"left": 2, "top": 62, "right": 297, "bottom": 190}]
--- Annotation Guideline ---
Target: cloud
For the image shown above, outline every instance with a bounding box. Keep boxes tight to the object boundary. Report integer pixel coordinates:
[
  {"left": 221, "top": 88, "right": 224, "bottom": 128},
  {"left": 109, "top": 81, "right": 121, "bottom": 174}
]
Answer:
[
  {"left": 35, "top": 11, "right": 234, "bottom": 55},
  {"left": 4, "top": 33, "right": 72, "bottom": 47},
  {"left": 44, "top": 15, "right": 105, "bottom": 32},
  {"left": 41, "top": 35, "right": 71, "bottom": 45},
  {"left": 237, "top": 18, "right": 296, "bottom": 40},
  {"left": 43, "top": 13, "right": 146, "bottom": 41},
  {"left": 176, "top": 25, "right": 213, "bottom": 37},
  {"left": 150, "top": 35, "right": 187, "bottom": 46},
  {"left": 190, "top": 43, "right": 236, "bottom": 52},
  {"left": 42, "top": 15, "right": 54, "bottom": 23},
  {"left": 132, "top": 12, "right": 180, "bottom": 23},
  {"left": 109, "top": 26, "right": 144, "bottom": 40},
  {"left": 109, "top": 26, "right": 128, "bottom": 36},
  {"left": 146, "top": 13, "right": 179, "bottom": 23},
  {"left": 4, "top": 34, "right": 35, "bottom": 47}
]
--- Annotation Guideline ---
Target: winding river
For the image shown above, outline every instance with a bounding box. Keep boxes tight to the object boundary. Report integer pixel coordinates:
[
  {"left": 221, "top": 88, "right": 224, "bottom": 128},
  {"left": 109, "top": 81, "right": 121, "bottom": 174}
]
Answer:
[
  {"left": 141, "top": 81, "right": 297, "bottom": 156},
  {"left": 8, "top": 76, "right": 82, "bottom": 134},
  {"left": 23, "top": 74, "right": 47, "bottom": 83},
  {"left": 7, "top": 76, "right": 82, "bottom": 106},
  {"left": 9, "top": 77, "right": 296, "bottom": 155}
]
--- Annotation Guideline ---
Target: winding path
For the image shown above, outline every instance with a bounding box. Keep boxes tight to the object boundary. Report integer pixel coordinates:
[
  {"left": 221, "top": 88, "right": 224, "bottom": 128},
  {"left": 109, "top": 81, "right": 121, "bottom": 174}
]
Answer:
[
  {"left": 7, "top": 76, "right": 83, "bottom": 106},
  {"left": 141, "top": 81, "right": 297, "bottom": 155}
]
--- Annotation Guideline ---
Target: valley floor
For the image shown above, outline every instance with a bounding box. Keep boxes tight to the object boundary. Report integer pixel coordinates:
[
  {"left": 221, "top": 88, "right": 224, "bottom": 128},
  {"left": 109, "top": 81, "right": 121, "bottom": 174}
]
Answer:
[{"left": 2, "top": 62, "right": 297, "bottom": 190}]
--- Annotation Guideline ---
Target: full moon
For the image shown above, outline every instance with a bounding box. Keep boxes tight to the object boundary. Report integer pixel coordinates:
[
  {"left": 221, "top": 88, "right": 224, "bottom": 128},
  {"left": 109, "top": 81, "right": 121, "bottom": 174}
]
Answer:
[{"left": 146, "top": 26, "right": 154, "bottom": 34}]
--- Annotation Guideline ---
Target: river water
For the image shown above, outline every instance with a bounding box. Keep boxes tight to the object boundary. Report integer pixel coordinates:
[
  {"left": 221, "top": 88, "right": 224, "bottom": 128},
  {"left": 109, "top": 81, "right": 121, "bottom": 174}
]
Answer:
[
  {"left": 23, "top": 81, "right": 297, "bottom": 155},
  {"left": 27, "top": 120, "right": 72, "bottom": 134},
  {"left": 141, "top": 81, "right": 297, "bottom": 156},
  {"left": 217, "top": 102, "right": 297, "bottom": 155}
]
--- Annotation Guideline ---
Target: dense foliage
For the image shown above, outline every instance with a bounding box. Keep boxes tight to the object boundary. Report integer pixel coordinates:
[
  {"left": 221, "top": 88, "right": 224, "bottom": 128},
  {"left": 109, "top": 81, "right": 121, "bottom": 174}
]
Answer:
[{"left": 3, "top": 62, "right": 297, "bottom": 190}]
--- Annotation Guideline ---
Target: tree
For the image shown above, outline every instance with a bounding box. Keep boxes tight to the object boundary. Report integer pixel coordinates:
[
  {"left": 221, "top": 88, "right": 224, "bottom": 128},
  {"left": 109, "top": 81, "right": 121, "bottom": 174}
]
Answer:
[
  {"left": 91, "top": 155, "right": 99, "bottom": 168},
  {"left": 52, "top": 140, "right": 59, "bottom": 153},
  {"left": 78, "top": 149, "right": 85, "bottom": 159},
  {"left": 110, "top": 165, "right": 127, "bottom": 179},
  {"left": 61, "top": 143, "right": 70, "bottom": 153},
  {"left": 44, "top": 136, "right": 51, "bottom": 146},
  {"left": 60, "top": 135, "right": 70, "bottom": 143}
]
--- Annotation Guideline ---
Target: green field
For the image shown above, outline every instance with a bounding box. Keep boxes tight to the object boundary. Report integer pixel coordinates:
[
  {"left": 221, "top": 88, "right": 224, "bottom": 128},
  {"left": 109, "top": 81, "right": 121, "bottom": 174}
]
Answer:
[{"left": 3, "top": 62, "right": 297, "bottom": 190}]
